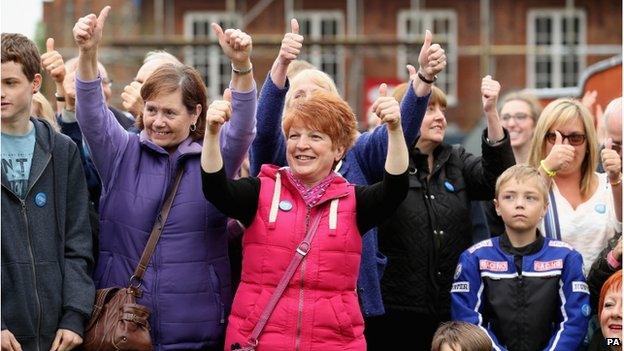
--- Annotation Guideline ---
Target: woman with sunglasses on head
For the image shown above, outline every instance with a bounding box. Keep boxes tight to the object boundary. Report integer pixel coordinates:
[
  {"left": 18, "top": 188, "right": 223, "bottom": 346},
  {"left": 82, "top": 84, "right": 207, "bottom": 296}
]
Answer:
[{"left": 529, "top": 98, "right": 622, "bottom": 275}]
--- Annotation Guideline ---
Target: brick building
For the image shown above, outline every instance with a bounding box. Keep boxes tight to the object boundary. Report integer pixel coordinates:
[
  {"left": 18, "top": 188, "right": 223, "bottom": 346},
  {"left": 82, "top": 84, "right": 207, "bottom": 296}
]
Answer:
[{"left": 43, "top": 0, "right": 621, "bottom": 132}]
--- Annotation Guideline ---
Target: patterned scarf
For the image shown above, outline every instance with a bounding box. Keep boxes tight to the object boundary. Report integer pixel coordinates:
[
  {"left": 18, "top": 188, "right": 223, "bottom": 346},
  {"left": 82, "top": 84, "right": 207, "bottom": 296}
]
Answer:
[{"left": 285, "top": 168, "right": 337, "bottom": 207}]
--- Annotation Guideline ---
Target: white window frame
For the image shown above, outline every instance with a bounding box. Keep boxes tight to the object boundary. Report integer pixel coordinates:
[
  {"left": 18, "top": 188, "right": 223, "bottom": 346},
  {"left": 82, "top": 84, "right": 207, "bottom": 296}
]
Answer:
[
  {"left": 527, "top": 9, "right": 587, "bottom": 89},
  {"left": 397, "top": 10, "right": 458, "bottom": 106},
  {"left": 183, "top": 12, "right": 242, "bottom": 99},
  {"left": 291, "top": 11, "right": 345, "bottom": 93}
]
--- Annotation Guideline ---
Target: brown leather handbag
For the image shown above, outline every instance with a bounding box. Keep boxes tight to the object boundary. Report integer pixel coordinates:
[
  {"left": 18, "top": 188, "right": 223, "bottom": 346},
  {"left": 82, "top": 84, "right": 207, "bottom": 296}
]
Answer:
[{"left": 83, "top": 170, "right": 184, "bottom": 351}]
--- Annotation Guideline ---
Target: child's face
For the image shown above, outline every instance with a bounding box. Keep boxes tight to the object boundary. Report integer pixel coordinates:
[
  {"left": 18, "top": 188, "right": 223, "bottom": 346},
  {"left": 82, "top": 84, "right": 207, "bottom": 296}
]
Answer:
[
  {"left": 495, "top": 178, "right": 547, "bottom": 233},
  {"left": 1, "top": 61, "right": 41, "bottom": 122}
]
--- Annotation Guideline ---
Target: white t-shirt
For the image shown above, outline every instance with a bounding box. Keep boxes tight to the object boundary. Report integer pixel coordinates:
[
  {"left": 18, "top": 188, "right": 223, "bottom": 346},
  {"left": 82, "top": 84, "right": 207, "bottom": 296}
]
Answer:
[{"left": 541, "top": 172, "right": 622, "bottom": 275}]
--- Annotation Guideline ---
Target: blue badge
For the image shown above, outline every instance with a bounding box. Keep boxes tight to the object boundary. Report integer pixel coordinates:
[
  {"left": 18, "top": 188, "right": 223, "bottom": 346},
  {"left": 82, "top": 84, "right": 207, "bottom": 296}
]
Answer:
[
  {"left": 444, "top": 181, "right": 455, "bottom": 192},
  {"left": 454, "top": 264, "right": 462, "bottom": 280},
  {"left": 595, "top": 204, "right": 606, "bottom": 214},
  {"left": 279, "top": 200, "right": 293, "bottom": 211},
  {"left": 581, "top": 304, "right": 591, "bottom": 317},
  {"left": 34, "top": 192, "right": 47, "bottom": 207}
]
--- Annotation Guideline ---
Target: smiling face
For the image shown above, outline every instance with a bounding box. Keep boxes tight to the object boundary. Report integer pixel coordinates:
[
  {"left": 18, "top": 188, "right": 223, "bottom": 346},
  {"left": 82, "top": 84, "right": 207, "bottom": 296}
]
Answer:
[
  {"left": 286, "top": 122, "right": 344, "bottom": 187},
  {"left": 601, "top": 286, "right": 622, "bottom": 347},
  {"left": 500, "top": 99, "right": 536, "bottom": 149},
  {"left": 418, "top": 102, "right": 447, "bottom": 150},
  {"left": 142, "top": 89, "right": 198, "bottom": 152},
  {"left": 1, "top": 61, "right": 41, "bottom": 123},
  {"left": 495, "top": 177, "right": 547, "bottom": 234}
]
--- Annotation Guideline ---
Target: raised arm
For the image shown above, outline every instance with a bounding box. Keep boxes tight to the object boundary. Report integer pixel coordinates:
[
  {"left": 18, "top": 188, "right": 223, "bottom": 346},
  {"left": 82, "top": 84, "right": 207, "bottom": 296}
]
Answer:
[
  {"left": 40, "top": 38, "right": 66, "bottom": 113},
  {"left": 602, "top": 138, "right": 622, "bottom": 222},
  {"left": 73, "top": 6, "right": 130, "bottom": 187},
  {"left": 481, "top": 75, "right": 505, "bottom": 143},
  {"left": 211, "top": 23, "right": 257, "bottom": 178},
  {"left": 355, "top": 30, "right": 445, "bottom": 183},
  {"left": 249, "top": 21, "right": 303, "bottom": 175}
]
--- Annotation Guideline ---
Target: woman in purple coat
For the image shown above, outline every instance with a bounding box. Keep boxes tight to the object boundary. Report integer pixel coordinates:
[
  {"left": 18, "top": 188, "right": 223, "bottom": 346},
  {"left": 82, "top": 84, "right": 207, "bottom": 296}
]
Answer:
[{"left": 73, "top": 7, "right": 257, "bottom": 349}]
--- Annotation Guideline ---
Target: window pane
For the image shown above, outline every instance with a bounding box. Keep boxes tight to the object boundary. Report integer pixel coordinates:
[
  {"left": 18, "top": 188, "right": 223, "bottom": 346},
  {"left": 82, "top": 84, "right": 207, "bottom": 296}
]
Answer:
[
  {"left": 535, "top": 56, "right": 552, "bottom": 88},
  {"left": 434, "top": 18, "right": 449, "bottom": 35},
  {"left": 562, "top": 54, "right": 578, "bottom": 87},
  {"left": 562, "top": 16, "right": 580, "bottom": 45},
  {"left": 535, "top": 17, "right": 552, "bottom": 45}
]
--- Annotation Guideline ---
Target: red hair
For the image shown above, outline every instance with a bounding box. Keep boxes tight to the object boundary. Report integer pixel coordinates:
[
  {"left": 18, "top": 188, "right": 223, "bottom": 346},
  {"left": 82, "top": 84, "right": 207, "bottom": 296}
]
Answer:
[
  {"left": 598, "top": 270, "right": 622, "bottom": 317},
  {"left": 282, "top": 91, "right": 357, "bottom": 152}
]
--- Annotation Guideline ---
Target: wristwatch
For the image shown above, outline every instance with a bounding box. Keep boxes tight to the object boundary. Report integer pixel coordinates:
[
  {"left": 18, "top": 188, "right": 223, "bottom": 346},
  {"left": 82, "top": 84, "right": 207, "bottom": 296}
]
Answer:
[{"left": 54, "top": 92, "right": 65, "bottom": 102}]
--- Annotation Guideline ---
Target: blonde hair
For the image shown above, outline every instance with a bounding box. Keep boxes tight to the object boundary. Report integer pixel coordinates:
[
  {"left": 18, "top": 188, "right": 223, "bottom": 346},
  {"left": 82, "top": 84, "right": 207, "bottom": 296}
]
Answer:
[
  {"left": 431, "top": 322, "right": 493, "bottom": 351},
  {"left": 528, "top": 98, "right": 598, "bottom": 198},
  {"left": 31, "top": 92, "right": 60, "bottom": 132},
  {"left": 392, "top": 82, "right": 409, "bottom": 103},
  {"left": 285, "top": 69, "right": 339, "bottom": 110},
  {"left": 286, "top": 60, "right": 317, "bottom": 79},
  {"left": 499, "top": 90, "right": 542, "bottom": 123},
  {"left": 495, "top": 164, "right": 550, "bottom": 204}
]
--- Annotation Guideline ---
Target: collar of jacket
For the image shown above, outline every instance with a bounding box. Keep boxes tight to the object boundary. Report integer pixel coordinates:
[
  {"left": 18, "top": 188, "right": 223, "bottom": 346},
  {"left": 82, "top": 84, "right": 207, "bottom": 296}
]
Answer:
[
  {"left": 499, "top": 229, "right": 545, "bottom": 257},
  {"left": 2, "top": 118, "right": 55, "bottom": 194},
  {"left": 138, "top": 130, "right": 202, "bottom": 158},
  {"left": 260, "top": 164, "right": 351, "bottom": 205}
]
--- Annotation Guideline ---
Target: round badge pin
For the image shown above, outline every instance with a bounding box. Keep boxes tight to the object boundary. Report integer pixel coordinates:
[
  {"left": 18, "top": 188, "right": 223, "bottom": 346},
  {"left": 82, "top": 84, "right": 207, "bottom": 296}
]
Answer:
[
  {"left": 279, "top": 200, "right": 293, "bottom": 211},
  {"left": 34, "top": 192, "right": 47, "bottom": 207},
  {"left": 581, "top": 304, "right": 591, "bottom": 317},
  {"left": 595, "top": 204, "right": 606, "bottom": 214},
  {"left": 444, "top": 181, "right": 455, "bottom": 192}
]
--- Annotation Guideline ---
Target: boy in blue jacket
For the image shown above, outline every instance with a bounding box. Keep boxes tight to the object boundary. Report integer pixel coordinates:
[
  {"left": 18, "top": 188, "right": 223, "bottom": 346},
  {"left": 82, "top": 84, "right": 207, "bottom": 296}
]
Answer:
[{"left": 451, "top": 164, "right": 589, "bottom": 351}]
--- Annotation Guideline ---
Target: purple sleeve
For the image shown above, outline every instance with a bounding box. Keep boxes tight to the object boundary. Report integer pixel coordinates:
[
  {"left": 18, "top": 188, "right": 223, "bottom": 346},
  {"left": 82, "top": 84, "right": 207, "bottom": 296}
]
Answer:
[
  {"left": 354, "top": 83, "right": 429, "bottom": 183},
  {"left": 249, "top": 73, "right": 288, "bottom": 176},
  {"left": 219, "top": 82, "right": 258, "bottom": 178},
  {"left": 75, "top": 76, "right": 129, "bottom": 188}
]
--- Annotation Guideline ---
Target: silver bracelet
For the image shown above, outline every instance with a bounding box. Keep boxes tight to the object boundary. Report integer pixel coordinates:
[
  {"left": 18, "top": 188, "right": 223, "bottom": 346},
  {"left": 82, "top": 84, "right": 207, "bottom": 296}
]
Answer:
[{"left": 231, "top": 63, "right": 253, "bottom": 75}]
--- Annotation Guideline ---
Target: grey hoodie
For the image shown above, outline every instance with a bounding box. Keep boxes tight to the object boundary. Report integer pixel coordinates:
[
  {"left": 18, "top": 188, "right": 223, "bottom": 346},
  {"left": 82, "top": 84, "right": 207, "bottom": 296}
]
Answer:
[{"left": 1, "top": 118, "right": 95, "bottom": 351}]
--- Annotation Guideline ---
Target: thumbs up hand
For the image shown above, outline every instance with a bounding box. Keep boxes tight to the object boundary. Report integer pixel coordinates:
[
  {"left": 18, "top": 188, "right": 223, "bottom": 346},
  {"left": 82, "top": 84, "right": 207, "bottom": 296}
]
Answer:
[
  {"left": 481, "top": 75, "right": 501, "bottom": 114},
  {"left": 212, "top": 23, "right": 252, "bottom": 68},
  {"left": 371, "top": 83, "right": 401, "bottom": 130},
  {"left": 73, "top": 6, "right": 111, "bottom": 51},
  {"left": 277, "top": 18, "right": 304, "bottom": 67},
  {"left": 417, "top": 30, "right": 446, "bottom": 81},
  {"left": 602, "top": 138, "right": 623, "bottom": 184},
  {"left": 41, "top": 38, "right": 66, "bottom": 84},
  {"left": 206, "top": 89, "right": 233, "bottom": 135},
  {"left": 543, "top": 130, "right": 576, "bottom": 173}
]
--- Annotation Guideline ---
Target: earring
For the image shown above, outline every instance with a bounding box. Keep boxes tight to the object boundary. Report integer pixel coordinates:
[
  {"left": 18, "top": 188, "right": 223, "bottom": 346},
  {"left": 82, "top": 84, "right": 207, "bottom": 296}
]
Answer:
[{"left": 190, "top": 124, "right": 197, "bottom": 132}]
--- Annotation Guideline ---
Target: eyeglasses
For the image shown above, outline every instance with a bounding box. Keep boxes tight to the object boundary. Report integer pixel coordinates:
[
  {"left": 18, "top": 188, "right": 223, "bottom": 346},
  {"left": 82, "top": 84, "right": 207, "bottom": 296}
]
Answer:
[
  {"left": 500, "top": 113, "right": 530, "bottom": 123},
  {"left": 545, "top": 131, "right": 586, "bottom": 146}
]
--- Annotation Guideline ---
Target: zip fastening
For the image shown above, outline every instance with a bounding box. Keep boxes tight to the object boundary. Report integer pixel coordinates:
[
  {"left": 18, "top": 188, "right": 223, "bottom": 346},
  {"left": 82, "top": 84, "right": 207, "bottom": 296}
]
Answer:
[
  {"left": 21, "top": 201, "right": 42, "bottom": 351},
  {"left": 5, "top": 153, "right": 52, "bottom": 351},
  {"left": 294, "top": 207, "right": 312, "bottom": 351}
]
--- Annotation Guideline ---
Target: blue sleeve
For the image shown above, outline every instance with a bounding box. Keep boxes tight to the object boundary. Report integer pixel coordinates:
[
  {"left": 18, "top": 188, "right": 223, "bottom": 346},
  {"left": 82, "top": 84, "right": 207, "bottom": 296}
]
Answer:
[
  {"left": 451, "top": 251, "right": 506, "bottom": 351},
  {"left": 354, "top": 83, "right": 429, "bottom": 184},
  {"left": 249, "top": 73, "right": 288, "bottom": 176},
  {"left": 543, "top": 251, "right": 590, "bottom": 351}
]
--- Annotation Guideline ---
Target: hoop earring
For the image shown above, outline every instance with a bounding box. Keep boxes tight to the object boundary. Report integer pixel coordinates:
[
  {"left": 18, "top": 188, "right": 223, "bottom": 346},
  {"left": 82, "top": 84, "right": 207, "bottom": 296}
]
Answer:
[{"left": 190, "top": 124, "right": 197, "bottom": 132}]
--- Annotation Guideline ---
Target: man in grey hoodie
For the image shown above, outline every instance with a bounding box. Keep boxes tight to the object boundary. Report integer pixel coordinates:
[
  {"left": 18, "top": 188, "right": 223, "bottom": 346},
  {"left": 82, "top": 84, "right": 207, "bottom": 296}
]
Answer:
[{"left": 1, "top": 33, "right": 94, "bottom": 351}]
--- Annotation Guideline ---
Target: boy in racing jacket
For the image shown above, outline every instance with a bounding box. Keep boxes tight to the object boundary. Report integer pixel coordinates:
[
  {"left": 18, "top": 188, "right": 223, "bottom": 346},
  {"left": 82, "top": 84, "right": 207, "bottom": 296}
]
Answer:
[{"left": 451, "top": 165, "right": 589, "bottom": 351}]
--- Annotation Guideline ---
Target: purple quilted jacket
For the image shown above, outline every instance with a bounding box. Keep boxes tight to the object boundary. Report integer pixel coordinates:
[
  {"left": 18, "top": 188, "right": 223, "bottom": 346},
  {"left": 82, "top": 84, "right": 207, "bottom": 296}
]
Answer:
[{"left": 76, "top": 76, "right": 256, "bottom": 350}]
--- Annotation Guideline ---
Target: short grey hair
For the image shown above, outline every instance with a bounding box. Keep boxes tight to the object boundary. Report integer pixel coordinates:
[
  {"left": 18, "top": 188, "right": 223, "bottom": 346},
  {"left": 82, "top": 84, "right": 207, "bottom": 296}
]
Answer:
[{"left": 143, "top": 50, "right": 181, "bottom": 65}]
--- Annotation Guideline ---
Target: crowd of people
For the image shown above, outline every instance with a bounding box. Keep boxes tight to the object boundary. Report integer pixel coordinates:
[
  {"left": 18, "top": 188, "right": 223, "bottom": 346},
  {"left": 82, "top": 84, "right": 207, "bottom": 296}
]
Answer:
[{"left": 1, "top": 5, "right": 622, "bottom": 351}]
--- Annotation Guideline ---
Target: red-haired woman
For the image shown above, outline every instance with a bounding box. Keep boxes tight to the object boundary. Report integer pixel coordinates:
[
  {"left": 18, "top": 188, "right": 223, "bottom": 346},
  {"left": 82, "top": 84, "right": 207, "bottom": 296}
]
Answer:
[
  {"left": 589, "top": 270, "right": 622, "bottom": 351},
  {"left": 201, "top": 89, "right": 409, "bottom": 350}
]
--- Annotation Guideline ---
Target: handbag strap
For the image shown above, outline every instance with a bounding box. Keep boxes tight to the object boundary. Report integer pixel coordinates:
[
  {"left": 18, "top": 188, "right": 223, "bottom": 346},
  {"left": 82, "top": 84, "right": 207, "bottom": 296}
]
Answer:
[
  {"left": 129, "top": 168, "right": 184, "bottom": 289},
  {"left": 247, "top": 209, "right": 324, "bottom": 347},
  {"left": 544, "top": 188, "right": 561, "bottom": 240}
]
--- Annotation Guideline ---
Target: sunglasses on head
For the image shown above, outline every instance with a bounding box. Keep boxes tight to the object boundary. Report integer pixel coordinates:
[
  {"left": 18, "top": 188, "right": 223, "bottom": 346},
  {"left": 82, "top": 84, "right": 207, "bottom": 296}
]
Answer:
[{"left": 545, "top": 131, "right": 586, "bottom": 146}]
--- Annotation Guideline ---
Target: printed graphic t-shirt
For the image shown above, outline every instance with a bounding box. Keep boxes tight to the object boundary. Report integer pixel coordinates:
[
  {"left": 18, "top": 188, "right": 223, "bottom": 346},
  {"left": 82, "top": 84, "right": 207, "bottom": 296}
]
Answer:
[{"left": 2, "top": 122, "right": 36, "bottom": 198}]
